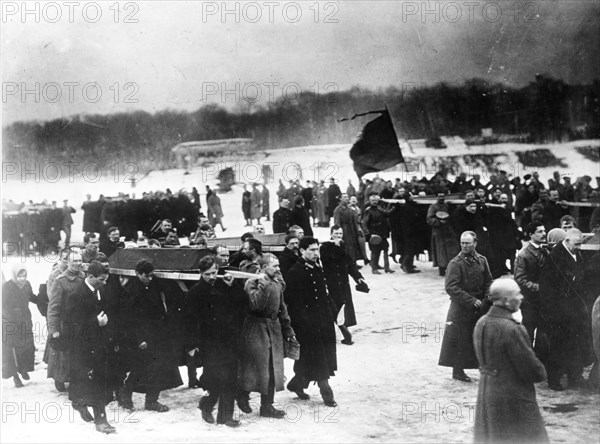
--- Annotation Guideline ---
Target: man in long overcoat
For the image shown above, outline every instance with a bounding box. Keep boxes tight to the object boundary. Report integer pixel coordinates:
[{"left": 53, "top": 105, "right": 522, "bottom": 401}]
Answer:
[
  {"left": 272, "top": 198, "right": 292, "bottom": 234},
  {"left": 426, "top": 193, "right": 460, "bottom": 276},
  {"left": 64, "top": 261, "right": 120, "bottom": 434},
  {"left": 333, "top": 193, "right": 363, "bottom": 263},
  {"left": 185, "top": 256, "right": 246, "bottom": 427},
  {"left": 120, "top": 260, "right": 183, "bottom": 412},
  {"left": 290, "top": 196, "right": 313, "bottom": 237},
  {"left": 438, "top": 231, "right": 492, "bottom": 382},
  {"left": 285, "top": 237, "right": 338, "bottom": 407},
  {"left": 539, "top": 228, "right": 592, "bottom": 390},
  {"left": 396, "top": 191, "right": 426, "bottom": 273},
  {"left": 361, "top": 193, "right": 395, "bottom": 274},
  {"left": 514, "top": 221, "right": 549, "bottom": 343},
  {"left": 250, "top": 183, "right": 262, "bottom": 224},
  {"left": 279, "top": 234, "right": 300, "bottom": 281},
  {"left": 47, "top": 250, "right": 85, "bottom": 392},
  {"left": 320, "top": 226, "right": 366, "bottom": 345},
  {"left": 239, "top": 254, "right": 296, "bottom": 419},
  {"left": 473, "top": 279, "right": 548, "bottom": 443}
]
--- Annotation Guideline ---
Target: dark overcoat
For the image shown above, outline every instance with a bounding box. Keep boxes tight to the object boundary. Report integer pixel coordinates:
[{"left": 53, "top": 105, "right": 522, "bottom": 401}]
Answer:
[
  {"left": 514, "top": 242, "right": 549, "bottom": 339},
  {"left": 438, "top": 252, "right": 492, "bottom": 369},
  {"left": 184, "top": 278, "right": 246, "bottom": 393},
  {"left": 64, "top": 281, "right": 120, "bottom": 406},
  {"left": 47, "top": 270, "right": 85, "bottom": 382},
  {"left": 333, "top": 205, "right": 363, "bottom": 262},
  {"left": 397, "top": 200, "right": 427, "bottom": 256},
  {"left": 285, "top": 258, "right": 337, "bottom": 381},
  {"left": 539, "top": 242, "right": 594, "bottom": 372},
  {"left": 123, "top": 278, "right": 183, "bottom": 393},
  {"left": 278, "top": 248, "right": 299, "bottom": 282},
  {"left": 272, "top": 207, "right": 292, "bottom": 234},
  {"left": 473, "top": 306, "right": 548, "bottom": 443},
  {"left": 320, "top": 241, "right": 363, "bottom": 327},
  {"left": 426, "top": 202, "right": 459, "bottom": 268},
  {"left": 239, "top": 275, "right": 294, "bottom": 393},
  {"left": 290, "top": 206, "right": 314, "bottom": 237},
  {"left": 2, "top": 280, "right": 36, "bottom": 379}
]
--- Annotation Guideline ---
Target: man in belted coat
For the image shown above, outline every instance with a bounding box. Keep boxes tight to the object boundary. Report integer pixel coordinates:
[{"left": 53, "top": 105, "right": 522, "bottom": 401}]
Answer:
[
  {"left": 473, "top": 279, "right": 548, "bottom": 443},
  {"left": 285, "top": 236, "right": 338, "bottom": 407},
  {"left": 239, "top": 253, "right": 296, "bottom": 419},
  {"left": 438, "top": 231, "right": 493, "bottom": 382}
]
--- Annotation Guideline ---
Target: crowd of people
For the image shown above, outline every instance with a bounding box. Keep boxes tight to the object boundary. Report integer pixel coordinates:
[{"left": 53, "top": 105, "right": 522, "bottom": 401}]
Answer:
[
  {"left": 2, "top": 168, "right": 600, "bottom": 441},
  {"left": 2, "top": 217, "right": 368, "bottom": 434}
]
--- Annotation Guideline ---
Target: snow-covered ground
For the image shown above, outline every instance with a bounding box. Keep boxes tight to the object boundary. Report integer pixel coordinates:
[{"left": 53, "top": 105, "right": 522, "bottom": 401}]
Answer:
[{"left": 2, "top": 141, "right": 599, "bottom": 442}]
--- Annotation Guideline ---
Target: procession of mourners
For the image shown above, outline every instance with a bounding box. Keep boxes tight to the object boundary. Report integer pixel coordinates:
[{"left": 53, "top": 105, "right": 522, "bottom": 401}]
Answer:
[{"left": 2, "top": 168, "right": 599, "bottom": 440}]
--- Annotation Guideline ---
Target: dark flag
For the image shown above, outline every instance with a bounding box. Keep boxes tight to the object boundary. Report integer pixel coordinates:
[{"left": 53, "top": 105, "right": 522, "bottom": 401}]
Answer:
[{"left": 339, "top": 108, "right": 404, "bottom": 178}]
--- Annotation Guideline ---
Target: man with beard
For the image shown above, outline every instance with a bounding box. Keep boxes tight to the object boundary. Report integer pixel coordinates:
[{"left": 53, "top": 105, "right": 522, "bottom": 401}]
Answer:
[
  {"left": 427, "top": 192, "right": 460, "bottom": 276},
  {"left": 362, "top": 193, "right": 396, "bottom": 274},
  {"left": 239, "top": 254, "right": 297, "bottom": 419},
  {"left": 473, "top": 279, "right": 548, "bottom": 443},
  {"left": 64, "top": 261, "right": 119, "bottom": 434},
  {"left": 185, "top": 256, "right": 245, "bottom": 427},
  {"left": 539, "top": 228, "right": 591, "bottom": 390},
  {"left": 272, "top": 198, "right": 292, "bottom": 234},
  {"left": 285, "top": 237, "right": 338, "bottom": 407},
  {"left": 119, "top": 260, "right": 183, "bottom": 411},
  {"left": 333, "top": 193, "right": 363, "bottom": 264},
  {"left": 514, "top": 221, "right": 549, "bottom": 343},
  {"left": 438, "top": 231, "right": 492, "bottom": 382},
  {"left": 279, "top": 234, "right": 300, "bottom": 281},
  {"left": 239, "top": 238, "right": 263, "bottom": 274}
]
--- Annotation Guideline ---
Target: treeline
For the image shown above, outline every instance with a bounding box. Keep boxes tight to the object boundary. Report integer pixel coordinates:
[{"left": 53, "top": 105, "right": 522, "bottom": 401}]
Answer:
[{"left": 4, "top": 75, "right": 599, "bottom": 171}]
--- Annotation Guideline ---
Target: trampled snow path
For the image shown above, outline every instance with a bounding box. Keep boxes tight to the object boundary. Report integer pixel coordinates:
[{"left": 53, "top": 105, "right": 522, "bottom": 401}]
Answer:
[
  {"left": 2, "top": 141, "right": 599, "bottom": 442},
  {"left": 2, "top": 251, "right": 599, "bottom": 443}
]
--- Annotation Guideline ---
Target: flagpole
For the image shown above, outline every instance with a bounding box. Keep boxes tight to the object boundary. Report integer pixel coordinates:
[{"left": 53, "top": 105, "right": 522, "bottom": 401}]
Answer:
[{"left": 385, "top": 104, "right": 408, "bottom": 174}]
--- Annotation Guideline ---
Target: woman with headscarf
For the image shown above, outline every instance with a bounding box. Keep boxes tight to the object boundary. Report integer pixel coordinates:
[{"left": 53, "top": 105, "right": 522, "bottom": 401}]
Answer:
[{"left": 2, "top": 264, "right": 37, "bottom": 387}]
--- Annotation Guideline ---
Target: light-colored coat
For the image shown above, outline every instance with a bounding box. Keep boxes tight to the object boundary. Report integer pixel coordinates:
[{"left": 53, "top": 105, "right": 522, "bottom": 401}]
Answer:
[
  {"left": 473, "top": 306, "right": 548, "bottom": 443},
  {"left": 239, "top": 275, "right": 294, "bottom": 393}
]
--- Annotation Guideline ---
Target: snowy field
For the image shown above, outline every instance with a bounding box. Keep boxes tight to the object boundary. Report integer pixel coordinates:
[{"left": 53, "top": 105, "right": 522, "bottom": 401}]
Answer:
[{"left": 2, "top": 141, "right": 599, "bottom": 442}]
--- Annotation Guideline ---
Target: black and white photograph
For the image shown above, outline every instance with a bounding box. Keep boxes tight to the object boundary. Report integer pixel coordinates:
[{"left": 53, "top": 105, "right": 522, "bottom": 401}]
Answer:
[{"left": 2, "top": 1, "right": 600, "bottom": 442}]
